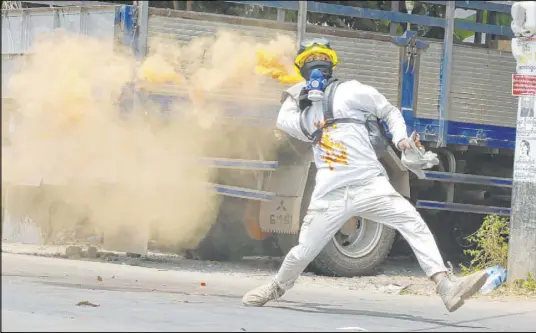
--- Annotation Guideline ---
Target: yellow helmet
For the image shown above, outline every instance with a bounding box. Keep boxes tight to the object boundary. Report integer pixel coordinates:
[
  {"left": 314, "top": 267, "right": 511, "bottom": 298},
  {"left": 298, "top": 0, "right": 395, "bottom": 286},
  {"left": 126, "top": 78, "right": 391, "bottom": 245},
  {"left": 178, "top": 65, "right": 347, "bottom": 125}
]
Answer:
[{"left": 294, "top": 38, "right": 338, "bottom": 74}]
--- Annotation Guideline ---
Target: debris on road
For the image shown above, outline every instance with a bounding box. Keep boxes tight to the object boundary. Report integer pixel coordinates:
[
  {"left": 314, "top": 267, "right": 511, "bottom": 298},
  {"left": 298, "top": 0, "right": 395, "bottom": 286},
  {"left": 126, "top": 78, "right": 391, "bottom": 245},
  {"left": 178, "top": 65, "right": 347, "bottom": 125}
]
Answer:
[
  {"left": 76, "top": 301, "right": 100, "bottom": 307},
  {"left": 65, "top": 245, "right": 101, "bottom": 259},
  {"left": 87, "top": 246, "right": 98, "bottom": 259},
  {"left": 65, "top": 246, "right": 83, "bottom": 258},
  {"left": 97, "top": 276, "right": 103, "bottom": 282},
  {"left": 377, "top": 283, "right": 409, "bottom": 294}
]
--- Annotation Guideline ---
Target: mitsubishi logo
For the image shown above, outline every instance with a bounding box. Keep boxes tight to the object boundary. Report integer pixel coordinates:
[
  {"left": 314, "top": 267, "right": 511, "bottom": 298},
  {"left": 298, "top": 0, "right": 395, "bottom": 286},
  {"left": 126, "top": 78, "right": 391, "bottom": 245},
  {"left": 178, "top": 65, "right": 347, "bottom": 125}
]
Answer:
[{"left": 276, "top": 200, "right": 287, "bottom": 212}]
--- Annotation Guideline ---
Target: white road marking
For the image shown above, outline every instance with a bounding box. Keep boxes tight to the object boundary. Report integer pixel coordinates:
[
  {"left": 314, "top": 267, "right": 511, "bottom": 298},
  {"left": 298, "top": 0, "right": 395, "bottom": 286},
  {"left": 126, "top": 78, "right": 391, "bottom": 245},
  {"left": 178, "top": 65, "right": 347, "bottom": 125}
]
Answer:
[{"left": 336, "top": 327, "right": 369, "bottom": 332}]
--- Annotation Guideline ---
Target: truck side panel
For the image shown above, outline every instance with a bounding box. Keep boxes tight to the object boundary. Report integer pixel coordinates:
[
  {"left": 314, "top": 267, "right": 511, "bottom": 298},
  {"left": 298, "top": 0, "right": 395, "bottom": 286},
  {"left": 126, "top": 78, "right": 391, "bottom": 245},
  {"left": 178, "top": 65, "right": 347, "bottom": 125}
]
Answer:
[
  {"left": 450, "top": 45, "right": 517, "bottom": 127},
  {"left": 415, "top": 40, "right": 517, "bottom": 128},
  {"left": 415, "top": 41, "right": 442, "bottom": 120}
]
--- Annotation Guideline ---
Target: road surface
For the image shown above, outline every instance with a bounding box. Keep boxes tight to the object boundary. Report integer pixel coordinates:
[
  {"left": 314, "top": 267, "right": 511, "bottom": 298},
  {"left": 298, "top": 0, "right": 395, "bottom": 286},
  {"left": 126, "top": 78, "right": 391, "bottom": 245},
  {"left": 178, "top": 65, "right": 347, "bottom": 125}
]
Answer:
[{"left": 2, "top": 252, "right": 535, "bottom": 332}]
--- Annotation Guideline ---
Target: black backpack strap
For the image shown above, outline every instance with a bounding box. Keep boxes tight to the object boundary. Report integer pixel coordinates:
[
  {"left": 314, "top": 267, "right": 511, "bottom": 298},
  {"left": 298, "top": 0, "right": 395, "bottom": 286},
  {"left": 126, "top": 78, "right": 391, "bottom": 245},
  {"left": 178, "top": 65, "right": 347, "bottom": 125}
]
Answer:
[
  {"left": 299, "top": 107, "right": 316, "bottom": 141},
  {"left": 322, "top": 78, "right": 340, "bottom": 123}
]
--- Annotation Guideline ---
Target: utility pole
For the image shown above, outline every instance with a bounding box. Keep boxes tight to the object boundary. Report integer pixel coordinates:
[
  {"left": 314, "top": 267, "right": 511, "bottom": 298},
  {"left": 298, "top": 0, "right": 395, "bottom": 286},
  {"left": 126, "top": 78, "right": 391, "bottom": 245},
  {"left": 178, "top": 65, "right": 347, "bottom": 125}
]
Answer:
[
  {"left": 296, "top": 1, "right": 307, "bottom": 49},
  {"left": 508, "top": 1, "right": 536, "bottom": 282},
  {"left": 137, "top": 0, "right": 149, "bottom": 59}
]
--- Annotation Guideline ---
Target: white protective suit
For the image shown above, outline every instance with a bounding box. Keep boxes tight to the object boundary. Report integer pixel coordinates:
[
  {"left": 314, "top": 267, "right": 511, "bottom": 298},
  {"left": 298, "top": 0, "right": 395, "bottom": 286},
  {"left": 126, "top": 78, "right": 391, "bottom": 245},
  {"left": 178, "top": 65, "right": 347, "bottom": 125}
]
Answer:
[{"left": 275, "top": 79, "right": 448, "bottom": 289}]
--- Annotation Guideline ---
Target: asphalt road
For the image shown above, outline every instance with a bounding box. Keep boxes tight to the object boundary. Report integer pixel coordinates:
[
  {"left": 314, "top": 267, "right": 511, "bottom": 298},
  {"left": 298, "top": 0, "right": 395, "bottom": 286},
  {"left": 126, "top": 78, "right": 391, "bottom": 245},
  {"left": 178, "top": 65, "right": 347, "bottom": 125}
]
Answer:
[{"left": 2, "top": 253, "right": 535, "bottom": 332}]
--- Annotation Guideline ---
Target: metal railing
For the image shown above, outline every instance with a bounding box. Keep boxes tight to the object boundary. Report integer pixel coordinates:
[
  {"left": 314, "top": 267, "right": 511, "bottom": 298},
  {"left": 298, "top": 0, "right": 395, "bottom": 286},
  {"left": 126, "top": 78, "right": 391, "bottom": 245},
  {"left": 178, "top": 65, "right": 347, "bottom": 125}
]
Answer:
[{"left": 222, "top": 0, "right": 514, "bottom": 39}]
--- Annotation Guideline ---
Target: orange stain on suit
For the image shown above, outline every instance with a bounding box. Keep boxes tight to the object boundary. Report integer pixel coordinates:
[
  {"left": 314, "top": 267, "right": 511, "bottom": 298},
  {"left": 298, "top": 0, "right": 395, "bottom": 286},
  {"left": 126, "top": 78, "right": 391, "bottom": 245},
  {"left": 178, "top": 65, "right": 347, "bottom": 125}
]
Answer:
[{"left": 313, "top": 120, "right": 348, "bottom": 171}]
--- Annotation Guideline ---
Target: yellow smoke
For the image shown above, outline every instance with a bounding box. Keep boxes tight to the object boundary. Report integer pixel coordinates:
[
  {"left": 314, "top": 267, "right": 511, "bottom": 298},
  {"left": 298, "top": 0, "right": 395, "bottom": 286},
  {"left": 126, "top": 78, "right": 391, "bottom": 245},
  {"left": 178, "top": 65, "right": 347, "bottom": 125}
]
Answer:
[
  {"left": 254, "top": 49, "right": 303, "bottom": 85},
  {"left": 2, "top": 30, "right": 299, "bottom": 250},
  {"left": 138, "top": 39, "right": 304, "bottom": 87},
  {"left": 139, "top": 54, "right": 183, "bottom": 85}
]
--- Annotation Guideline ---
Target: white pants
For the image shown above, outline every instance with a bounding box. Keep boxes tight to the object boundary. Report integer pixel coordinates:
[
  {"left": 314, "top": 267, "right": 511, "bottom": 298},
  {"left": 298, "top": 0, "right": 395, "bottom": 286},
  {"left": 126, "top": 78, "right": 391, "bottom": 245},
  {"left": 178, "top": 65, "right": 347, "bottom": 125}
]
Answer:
[{"left": 275, "top": 175, "right": 448, "bottom": 290}]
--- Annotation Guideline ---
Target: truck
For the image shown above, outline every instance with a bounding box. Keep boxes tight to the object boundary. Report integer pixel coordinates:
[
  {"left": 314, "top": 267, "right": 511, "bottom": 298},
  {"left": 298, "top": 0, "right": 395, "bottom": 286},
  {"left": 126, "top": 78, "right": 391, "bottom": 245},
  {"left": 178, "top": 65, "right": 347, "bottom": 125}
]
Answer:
[{"left": 1, "top": 1, "right": 521, "bottom": 277}]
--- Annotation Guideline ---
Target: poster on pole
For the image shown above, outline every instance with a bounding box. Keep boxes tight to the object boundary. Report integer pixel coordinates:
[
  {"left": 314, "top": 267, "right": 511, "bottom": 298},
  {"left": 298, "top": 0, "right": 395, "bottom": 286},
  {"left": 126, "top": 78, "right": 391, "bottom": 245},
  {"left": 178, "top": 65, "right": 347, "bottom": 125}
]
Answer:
[
  {"left": 512, "top": 74, "right": 536, "bottom": 96},
  {"left": 513, "top": 36, "right": 536, "bottom": 184},
  {"left": 516, "top": 96, "right": 536, "bottom": 137},
  {"left": 513, "top": 138, "right": 536, "bottom": 184}
]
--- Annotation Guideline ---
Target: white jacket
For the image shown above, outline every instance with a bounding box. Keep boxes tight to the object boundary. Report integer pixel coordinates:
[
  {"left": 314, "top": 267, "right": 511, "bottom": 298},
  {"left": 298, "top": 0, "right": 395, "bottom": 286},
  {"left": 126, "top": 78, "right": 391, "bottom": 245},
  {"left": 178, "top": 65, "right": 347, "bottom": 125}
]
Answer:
[{"left": 277, "top": 80, "right": 408, "bottom": 202}]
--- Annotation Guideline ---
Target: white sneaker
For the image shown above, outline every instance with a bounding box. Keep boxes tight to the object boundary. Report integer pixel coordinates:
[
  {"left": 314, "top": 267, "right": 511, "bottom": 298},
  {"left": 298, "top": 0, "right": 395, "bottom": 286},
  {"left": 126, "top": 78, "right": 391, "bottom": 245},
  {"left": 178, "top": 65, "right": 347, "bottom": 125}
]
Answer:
[{"left": 242, "top": 281, "right": 285, "bottom": 307}]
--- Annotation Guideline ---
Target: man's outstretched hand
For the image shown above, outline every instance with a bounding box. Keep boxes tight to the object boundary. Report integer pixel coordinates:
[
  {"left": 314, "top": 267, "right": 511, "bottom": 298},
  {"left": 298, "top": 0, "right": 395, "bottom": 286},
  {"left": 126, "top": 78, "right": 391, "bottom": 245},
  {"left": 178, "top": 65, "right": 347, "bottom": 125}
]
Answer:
[
  {"left": 397, "top": 138, "right": 413, "bottom": 151},
  {"left": 397, "top": 131, "right": 422, "bottom": 151}
]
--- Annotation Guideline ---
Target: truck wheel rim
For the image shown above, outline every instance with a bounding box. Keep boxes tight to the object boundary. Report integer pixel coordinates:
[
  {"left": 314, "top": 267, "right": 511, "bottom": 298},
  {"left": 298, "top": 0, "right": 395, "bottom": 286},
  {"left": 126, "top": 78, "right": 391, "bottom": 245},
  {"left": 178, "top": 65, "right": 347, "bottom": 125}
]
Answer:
[{"left": 333, "top": 216, "right": 384, "bottom": 258}]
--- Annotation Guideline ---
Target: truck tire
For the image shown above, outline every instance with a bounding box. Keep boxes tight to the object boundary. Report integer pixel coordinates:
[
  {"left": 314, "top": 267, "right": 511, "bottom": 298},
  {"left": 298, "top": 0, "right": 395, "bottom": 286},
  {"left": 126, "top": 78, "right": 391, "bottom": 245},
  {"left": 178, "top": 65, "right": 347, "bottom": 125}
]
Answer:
[
  {"left": 309, "top": 219, "right": 396, "bottom": 276},
  {"left": 277, "top": 217, "right": 396, "bottom": 277},
  {"left": 276, "top": 165, "right": 396, "bottom": 277}
]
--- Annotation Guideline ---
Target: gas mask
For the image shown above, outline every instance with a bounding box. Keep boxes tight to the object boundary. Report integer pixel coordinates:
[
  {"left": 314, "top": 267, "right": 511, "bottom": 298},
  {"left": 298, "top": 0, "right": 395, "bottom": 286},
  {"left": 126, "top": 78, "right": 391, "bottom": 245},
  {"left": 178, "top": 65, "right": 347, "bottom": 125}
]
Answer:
[
  {"left": 305, "top": 69, "right": 327, "bottom": 102},
  {"left": 299, "top": 60, "right": 333, "bottom": 81},
  {"left": 300, "top": 61, "right": 333, "bottom": 102}
]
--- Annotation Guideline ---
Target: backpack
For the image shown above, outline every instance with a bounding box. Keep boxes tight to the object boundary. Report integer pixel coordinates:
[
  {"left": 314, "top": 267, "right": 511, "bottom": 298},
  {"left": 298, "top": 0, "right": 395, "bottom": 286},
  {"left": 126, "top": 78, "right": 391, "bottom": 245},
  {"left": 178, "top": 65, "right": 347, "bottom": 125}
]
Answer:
[{"left": 281, "top": 79, "right": 390, "bottom": 159}]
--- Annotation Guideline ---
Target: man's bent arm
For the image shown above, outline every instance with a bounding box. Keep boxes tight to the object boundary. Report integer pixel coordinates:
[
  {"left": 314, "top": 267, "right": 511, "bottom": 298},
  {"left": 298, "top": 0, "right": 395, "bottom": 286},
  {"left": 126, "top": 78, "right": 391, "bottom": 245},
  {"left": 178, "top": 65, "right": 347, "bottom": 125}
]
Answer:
[
  {"left": 362, "top": 85, "right": 409, "bottom": 149},
  {"left": 276, "top": 96, "right": 312, "bottom": 142}
]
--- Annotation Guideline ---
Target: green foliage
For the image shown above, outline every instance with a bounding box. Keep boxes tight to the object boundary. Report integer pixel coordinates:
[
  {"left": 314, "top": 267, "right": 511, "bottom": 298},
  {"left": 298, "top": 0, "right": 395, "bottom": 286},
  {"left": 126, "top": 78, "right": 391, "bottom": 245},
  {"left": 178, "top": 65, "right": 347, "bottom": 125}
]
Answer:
[
  {"left": 460, "top": 215, "right": 536, "bottom": 295},
  {"left": 454, "top": 15, "right": 479, "bottom": 42},
  {"left": 513, "top": 273, "right": 536, "bottom": 292},
  {"left": 460, "top": 214, "right": 510, "bottom": 275},
  {"left": 453, "top": 11, "right": 513, "bottom": 42}
]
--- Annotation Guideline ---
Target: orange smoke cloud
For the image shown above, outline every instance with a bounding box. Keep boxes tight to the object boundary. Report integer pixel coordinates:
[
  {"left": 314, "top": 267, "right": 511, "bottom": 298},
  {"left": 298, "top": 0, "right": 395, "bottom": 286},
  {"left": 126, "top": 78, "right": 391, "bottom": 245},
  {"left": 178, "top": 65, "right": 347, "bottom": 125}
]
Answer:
[
  {"left": 138, "top": 39, "right": 303, "bottom": 90},
  {"left": 254, "top": 49, "right": 303, "bottom": 85}
]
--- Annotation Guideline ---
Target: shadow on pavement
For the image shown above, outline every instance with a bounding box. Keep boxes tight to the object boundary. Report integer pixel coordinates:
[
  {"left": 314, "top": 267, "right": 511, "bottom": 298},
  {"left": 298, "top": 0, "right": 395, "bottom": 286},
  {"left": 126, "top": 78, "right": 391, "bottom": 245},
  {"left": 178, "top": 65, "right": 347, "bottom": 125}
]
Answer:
[{"left": 270, "top": 302, "right": 531, "bottom": 331}]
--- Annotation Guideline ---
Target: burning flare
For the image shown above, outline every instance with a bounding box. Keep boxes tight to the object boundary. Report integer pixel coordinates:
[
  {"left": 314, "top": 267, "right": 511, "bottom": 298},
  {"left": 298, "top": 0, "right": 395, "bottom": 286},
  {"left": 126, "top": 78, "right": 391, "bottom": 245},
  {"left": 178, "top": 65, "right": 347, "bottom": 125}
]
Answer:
[{"left": 254, "top": 49, "right": 303, "bottom": 85}]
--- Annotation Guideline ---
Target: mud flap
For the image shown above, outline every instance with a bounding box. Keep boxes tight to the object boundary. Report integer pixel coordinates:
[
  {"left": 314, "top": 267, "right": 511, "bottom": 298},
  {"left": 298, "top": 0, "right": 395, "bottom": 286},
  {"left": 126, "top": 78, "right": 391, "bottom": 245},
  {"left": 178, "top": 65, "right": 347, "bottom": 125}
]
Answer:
[
  {"left": 382, "top": 146, "right": 410, "bottom": 198},
  {"left": 259, "top": 164, "right": 311, "bottom": 234},
  {"left": 260, "top": 196, "right": 302, "bottom": 234}
]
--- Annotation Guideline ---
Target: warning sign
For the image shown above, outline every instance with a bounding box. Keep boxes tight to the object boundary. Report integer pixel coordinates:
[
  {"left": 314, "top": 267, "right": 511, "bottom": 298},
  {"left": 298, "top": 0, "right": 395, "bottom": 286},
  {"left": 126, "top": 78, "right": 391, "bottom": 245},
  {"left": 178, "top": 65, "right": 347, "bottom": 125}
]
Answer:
[{"left": 512, "top": 74, "right": 536, "bottom": 96}]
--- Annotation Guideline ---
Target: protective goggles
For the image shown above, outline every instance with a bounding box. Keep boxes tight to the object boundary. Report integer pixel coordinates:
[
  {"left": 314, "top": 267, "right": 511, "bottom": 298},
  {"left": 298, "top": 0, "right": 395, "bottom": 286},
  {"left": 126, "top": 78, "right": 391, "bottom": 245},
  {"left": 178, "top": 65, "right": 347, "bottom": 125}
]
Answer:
[{"left": 298, "top": 38, "right": 331, "bottom": 54}]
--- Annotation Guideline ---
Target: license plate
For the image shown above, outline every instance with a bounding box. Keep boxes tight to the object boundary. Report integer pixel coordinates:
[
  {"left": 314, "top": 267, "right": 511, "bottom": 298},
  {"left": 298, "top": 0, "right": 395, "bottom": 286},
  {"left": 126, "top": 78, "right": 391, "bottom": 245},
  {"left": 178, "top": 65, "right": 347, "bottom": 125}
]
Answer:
[{"left": 260, "top": 196, "right": 301, "bottom": 234}]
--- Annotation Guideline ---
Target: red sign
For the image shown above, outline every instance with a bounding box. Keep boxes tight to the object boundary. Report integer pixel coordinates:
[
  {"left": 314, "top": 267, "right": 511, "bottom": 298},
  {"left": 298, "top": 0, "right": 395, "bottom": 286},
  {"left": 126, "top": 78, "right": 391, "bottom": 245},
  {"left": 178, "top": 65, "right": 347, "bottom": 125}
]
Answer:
[{"left": 512, "top": 74, "right": 536, "bottom": 96}]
